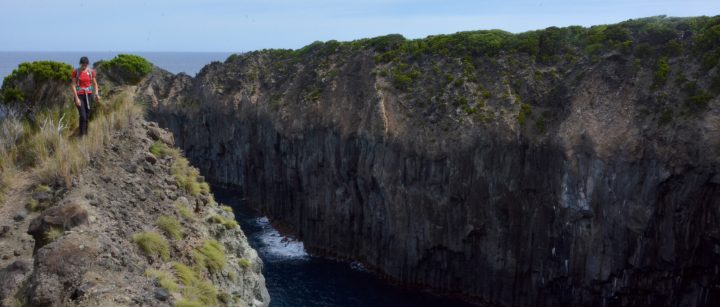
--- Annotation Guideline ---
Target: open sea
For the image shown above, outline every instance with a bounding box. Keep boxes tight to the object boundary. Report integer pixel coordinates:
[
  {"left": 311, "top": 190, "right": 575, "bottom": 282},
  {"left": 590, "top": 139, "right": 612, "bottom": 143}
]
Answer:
[{"left": 0, "top": 51, "right": 234, "bottom": 80}]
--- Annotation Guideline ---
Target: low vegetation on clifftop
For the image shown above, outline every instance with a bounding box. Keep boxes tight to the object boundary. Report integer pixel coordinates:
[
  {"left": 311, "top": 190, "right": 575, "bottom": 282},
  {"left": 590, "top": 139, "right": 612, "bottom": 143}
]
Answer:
[
  {"left": 0, "top": 55, "right": 269, "bottom": 306},
  {"left": 220, "top": 15, "right": 720, "bottom": 136}
]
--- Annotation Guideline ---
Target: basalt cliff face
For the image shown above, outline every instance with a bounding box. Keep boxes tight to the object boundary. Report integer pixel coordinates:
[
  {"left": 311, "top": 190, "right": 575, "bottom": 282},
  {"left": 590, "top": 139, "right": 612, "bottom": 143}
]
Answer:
[{"left": 141, "top": 16, "right": 720, "bottom": 306}]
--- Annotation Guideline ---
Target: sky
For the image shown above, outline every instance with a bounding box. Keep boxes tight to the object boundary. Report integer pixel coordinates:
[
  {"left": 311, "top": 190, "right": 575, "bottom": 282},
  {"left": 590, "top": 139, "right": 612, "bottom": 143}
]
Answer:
[{"left": 0, "top": 0, "right": 719, "bottom": 52}]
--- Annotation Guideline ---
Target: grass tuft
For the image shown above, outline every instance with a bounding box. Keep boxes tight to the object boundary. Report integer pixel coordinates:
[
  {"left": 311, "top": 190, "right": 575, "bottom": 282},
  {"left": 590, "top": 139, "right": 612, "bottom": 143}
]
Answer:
[
  {"left": 25, "top": 199, "right": 40, "bottom": 212},
  {"left": 209, "top": 214, "right": 238, "bottom": 229},
  {"left": 149, "top": 141, "right": 180, "bottom": 158},
  {"left": 145, "top": 269, "right": 179, "bottom": 292},
  {"left": 171, "top": 262, "right": 218, "bottom": 306},
  {"left": 132, "top": 231, "right": 170, "bottom": 261},
  {"left": 193, "top": 240, "right": 226, "bottom": 273},
  {"left": 34, "top": 184, "right": 52, "bottom": 194},
  {"left": 238, "top": 258, "right": 252, "bottom": 270},
  {"left": 156, "top": 215, "right": 183, "bottom": 240},
  {"left": 174, "top": 300, "right": 203, "bottom": 307},
  {"left": 44, "top": 227, "right": 64, "bottom": 242},
  {"left": 175, "top": 202, "right": 195, "bottom": 220},
  {"left": 171, "top": 157, "right": 202, "bottom": 196}
]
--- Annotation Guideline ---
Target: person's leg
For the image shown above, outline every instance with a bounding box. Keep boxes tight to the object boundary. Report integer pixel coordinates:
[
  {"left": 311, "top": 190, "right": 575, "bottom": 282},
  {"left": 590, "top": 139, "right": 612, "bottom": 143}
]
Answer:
[
  {"left": 85, "top": 94, "right": 93, "bottom": 134},
  {"left": 77, "top": 94, "right": 88, "bottom": 136}
]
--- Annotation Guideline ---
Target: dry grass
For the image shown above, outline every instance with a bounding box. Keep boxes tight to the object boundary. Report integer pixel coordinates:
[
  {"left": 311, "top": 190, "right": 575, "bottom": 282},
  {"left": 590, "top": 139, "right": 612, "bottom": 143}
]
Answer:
[
  {"left": 0, "top": 90, "right": 143, "bottom": 202},
  {"left": 33, "top": 92, "right": 143, "bottom": 186}
]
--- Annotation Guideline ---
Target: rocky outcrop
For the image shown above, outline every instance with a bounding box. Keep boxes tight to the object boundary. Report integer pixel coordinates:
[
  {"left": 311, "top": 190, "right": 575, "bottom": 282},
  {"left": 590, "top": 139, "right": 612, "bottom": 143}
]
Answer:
[
  {"left": 142, "top": 17, "right": 720, "bottom": 306},
  {"left": 0, "top": 100, "right": 269, "bottom": 306}
]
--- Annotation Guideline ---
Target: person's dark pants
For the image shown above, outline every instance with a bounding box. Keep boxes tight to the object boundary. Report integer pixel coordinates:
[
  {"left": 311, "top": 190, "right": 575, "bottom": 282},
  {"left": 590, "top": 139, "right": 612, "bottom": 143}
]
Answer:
[{"left": 77, "top": 93, "right": 93, "bottom": 137}]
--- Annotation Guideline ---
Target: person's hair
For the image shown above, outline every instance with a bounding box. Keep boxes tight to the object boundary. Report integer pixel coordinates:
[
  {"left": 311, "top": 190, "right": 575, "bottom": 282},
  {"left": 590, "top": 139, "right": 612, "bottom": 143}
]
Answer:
[{"left": 79, "top": 56, "right": 89, "bottom": 65}]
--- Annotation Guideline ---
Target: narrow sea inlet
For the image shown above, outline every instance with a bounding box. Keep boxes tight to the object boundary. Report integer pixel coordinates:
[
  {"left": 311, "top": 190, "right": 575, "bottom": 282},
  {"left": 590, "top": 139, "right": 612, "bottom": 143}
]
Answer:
[{"left": 212, "top": 186, "right": 477, "bottom": 307}]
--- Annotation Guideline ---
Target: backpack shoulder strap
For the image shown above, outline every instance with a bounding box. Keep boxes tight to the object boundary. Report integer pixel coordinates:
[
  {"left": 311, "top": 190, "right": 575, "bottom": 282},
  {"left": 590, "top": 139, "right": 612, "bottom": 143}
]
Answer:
[{"left": 75, "top": 67, "right": 81, "bottom": 85}]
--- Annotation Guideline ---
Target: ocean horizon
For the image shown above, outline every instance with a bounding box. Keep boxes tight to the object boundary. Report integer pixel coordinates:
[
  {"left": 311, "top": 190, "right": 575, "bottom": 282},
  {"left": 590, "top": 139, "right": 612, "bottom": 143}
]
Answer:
[{"left": 0, "top": 51, "right": 236, "bottom": 81}]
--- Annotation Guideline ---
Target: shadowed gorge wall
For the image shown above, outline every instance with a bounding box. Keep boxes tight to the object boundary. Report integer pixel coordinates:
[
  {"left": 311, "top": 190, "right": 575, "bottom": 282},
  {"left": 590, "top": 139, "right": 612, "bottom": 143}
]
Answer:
[{"left": 140, "top": 16, "right": 720, "bottom": 306}]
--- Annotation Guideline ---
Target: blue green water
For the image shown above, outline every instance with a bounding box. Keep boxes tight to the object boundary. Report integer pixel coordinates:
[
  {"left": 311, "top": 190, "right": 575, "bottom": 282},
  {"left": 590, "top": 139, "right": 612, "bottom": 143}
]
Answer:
[{"left": 212, "top": 186, "right": 478, "bottom": 307}]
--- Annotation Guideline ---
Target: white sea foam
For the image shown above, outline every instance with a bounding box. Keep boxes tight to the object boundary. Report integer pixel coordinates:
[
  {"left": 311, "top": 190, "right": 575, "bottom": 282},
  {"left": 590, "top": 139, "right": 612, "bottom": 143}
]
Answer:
[
  {"left": 350, "top": 261, "right": 367, "bottom": 271},
  {"left": 255, "top": 216, "right": 309, "bottom": 261}
]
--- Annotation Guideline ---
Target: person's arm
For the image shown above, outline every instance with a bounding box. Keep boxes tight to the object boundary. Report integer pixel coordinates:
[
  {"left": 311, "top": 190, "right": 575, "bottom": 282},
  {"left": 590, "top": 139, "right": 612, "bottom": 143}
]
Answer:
[
  {"left": 93, "top": 71, "right": 101, "bottom": 101},
  {"left": 71, "top": 70, "right": 80, "bottom": 107}
]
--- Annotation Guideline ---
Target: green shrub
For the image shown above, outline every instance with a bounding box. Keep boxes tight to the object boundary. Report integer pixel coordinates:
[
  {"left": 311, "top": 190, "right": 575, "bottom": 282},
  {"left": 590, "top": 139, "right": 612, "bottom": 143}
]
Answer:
[
  {"left": 664, "top": 39, "right": 683, "bottom": 56},
  {"left": 686, "top": 91, "right": 713, "bottom": 109},
  {"left": 220, "top": 205, "right": 233, "bottom": 213},
  {"left": 634, "top": 43, "right": 653, "bottom": 57},
  {"left": 480, "top": 89, "right": 492, "bottom": 99},
  {"left": 711, "top": 74, "right": 720, "bottom": 94},
  {"left": 391, "top": 66, "right": 420, "bottom": 91},
  {"left": 640, "top": 22, "right": 677, "bottom": 45},
  {"left": 1, "top": 87, "right": 24, "bottom": 104},
  {"left": 534, "top": 117, "right": 548, "bottom": 133},
  {"left": 305, "top": 89, "right": 321, "bottom": 102},
  {"left": 659, "top": 109, "right": 673, "bottom": 125},
  {"left": 517, "top": 103, "right": 532, "bottom": 125},
  {"left": 193, "top": 240, "right": 226, "bottom": 273},
  {"left": 132, "top": 231, "right": 170, "bottom": 261},
  {"left": 98, "top": 54, "right": 152, "bottom": 85},
  {"left": 367, "top": 34, "right": 406, "bottom": 52},
  {"left": 1, "top": 61, "right": 72, "bottom": 108},
  {"left": 654, "top": 57, "right": 670, "bottom": 86},
  {"left": 156, "top": 215, "right": 183, "bottom": 240},
  {"left": 2, "top": 61, "right": 71, "bottom": 85},
  {"left": 145, "top": 269, "right": 179, "bottom": 292},
  {"left": 693, "top": 24, "right": 720, "bottom": 52}
]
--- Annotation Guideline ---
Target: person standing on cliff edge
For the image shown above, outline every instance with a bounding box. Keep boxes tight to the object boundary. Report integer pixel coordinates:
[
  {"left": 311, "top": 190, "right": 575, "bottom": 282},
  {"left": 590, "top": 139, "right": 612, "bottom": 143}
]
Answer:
[{"left": 70, "top": 56, "right": 101, "bottom": 137}]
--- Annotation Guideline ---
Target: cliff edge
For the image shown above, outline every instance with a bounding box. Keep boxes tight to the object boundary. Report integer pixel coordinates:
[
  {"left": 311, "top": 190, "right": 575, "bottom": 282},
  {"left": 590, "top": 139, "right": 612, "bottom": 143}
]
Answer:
[
  {"left": 141, "top": 16, "right": 720, "bottom": 306},
  {"left": 0, "top": 59, "right": 270, "bottom": 306}
]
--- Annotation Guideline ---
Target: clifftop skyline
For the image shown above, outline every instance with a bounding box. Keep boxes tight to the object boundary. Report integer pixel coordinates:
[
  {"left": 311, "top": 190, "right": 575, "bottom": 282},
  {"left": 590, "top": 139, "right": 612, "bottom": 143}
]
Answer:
[{"left": 1, "top": 0, "right": 718, "bottom": 52}]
